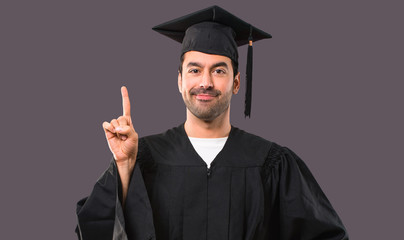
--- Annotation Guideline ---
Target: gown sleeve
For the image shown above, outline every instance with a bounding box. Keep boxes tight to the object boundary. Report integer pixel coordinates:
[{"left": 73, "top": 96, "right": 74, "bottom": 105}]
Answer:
[
  {"left": 265, "top": 143, "right": 349, "bottom": 240},
  {"left": 75, "top": 138, "right": 156, "bottom": 240}
]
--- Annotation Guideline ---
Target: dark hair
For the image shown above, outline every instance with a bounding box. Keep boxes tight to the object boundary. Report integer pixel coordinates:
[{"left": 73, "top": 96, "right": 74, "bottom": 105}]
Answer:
[{"left": 178, "top": 54, "right": 239, "bottom": 78}]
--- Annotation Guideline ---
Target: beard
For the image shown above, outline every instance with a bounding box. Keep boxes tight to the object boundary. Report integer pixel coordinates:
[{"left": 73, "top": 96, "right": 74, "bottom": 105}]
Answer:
[{"left": 183, "top": 87, "right": 233, "bottom": 121}]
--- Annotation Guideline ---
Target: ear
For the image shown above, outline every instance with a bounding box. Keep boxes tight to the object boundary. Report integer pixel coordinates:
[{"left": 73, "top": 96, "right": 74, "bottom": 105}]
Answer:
[
  {"left": 178, "top": 71, "right": 182, "bottom": 93},
  {"left": 233, "top": 72, "right": 240, "bottom": 94}
]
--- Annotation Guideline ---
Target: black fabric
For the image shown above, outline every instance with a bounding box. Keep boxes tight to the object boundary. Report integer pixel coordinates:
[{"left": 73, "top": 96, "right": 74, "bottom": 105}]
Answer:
[
  {"left": 152, "top": 5, "right": 271, "bottom": 65},
  {"left": 76, "top": 124, "right": 349, "bottom": 239},
  {"left": 245, "top": 41, "right": 253, "bottom": 117},
  {"left": 181, "top": 22, "right": 239, "bottom": 64},
  {"left": 75, "top": 161, "right": 127, "bottom": 240},
  {"left": 152, "top": 5, "right": 272, "bottom": 47}
]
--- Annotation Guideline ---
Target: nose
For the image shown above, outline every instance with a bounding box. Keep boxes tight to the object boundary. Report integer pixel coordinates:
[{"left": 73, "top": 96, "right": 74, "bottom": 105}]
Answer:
[{"left": 200, "top": 71, "right": 213, "bottom": 89}]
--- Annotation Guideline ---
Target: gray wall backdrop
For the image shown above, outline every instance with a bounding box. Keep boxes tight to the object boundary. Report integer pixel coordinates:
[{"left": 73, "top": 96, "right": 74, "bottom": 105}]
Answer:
[{"left": 1, "top": 0, "right": 403, "bottom": 239}]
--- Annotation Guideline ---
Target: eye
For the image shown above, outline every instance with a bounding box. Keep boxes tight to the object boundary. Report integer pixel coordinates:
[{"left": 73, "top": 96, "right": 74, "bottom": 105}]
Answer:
[
  {"left": 214, "top": 69, "right": 226, "bottom": 74},
  {"left": 188, "top": 68, "right": 200, "bottom": 74}
]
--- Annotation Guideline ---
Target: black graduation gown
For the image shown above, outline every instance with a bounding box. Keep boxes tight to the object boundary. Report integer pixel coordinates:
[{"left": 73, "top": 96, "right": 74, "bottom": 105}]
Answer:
[{"left": 76, "top": 124, "right": 349, "bottom": 240}]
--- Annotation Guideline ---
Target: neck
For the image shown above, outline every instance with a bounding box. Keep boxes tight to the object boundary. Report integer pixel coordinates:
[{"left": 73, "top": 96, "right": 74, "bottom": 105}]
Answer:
[{"left": 184, "top": 109, "right": 231, "bottom": 138}]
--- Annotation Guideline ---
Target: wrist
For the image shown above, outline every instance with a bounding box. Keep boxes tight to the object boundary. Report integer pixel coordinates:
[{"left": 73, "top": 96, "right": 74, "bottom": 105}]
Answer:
[{"left": 116, "top": 155, "right": 136, "bottom": 171}]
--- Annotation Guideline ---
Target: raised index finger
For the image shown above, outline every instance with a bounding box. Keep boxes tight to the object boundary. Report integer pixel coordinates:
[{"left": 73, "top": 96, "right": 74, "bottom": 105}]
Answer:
[{"left": 121, "top": 86, "right": 131, "bottom": 117}]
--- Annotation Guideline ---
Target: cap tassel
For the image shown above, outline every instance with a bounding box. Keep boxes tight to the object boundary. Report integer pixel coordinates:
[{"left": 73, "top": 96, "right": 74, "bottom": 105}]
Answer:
[{"left": 244, "top": 30, "right": 253, "bottom": 118}]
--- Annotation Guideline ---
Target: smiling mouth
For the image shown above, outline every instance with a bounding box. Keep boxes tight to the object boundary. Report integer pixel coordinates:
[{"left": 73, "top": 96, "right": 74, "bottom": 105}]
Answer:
[
  {"left": 190, "top": 89, "right": 220, "bottom": 101},
  {"left": 196, "top": 94, "right": 216, "bottom": 101}
]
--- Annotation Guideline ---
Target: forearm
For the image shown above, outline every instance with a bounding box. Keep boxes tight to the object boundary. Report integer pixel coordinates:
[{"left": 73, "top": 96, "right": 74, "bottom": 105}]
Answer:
[{"left": 116, "top": 156, "right": 136, "bottom": 207}]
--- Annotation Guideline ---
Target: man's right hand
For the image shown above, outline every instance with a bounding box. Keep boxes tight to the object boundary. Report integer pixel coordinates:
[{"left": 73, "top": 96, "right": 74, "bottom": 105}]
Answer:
[
  {"left": 102, "top": 86, "right": 138, "bottom": 177},
  {"left": 102, "top": 86, "right": 138, "bottom": 205}
]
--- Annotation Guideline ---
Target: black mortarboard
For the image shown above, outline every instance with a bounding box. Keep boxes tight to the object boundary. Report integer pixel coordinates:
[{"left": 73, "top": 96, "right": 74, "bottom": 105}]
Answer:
[{"left": 152, "top": 5, "right": 272, "bottom": 117}]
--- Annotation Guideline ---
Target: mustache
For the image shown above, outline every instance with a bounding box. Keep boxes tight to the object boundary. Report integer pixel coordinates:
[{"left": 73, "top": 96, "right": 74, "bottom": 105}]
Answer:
[{"left": 190, "top": 88, "right": 221, "bottom": 97}]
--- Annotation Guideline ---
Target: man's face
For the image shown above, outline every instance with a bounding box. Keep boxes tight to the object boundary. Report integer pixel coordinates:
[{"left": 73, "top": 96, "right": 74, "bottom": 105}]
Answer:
[{"left": 178, "top": 51, "right": 240, "bottom": 121}]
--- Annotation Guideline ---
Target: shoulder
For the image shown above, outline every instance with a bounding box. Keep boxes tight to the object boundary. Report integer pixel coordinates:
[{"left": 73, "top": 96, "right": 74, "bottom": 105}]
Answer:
[
  {"left": 232, "top": 127, "right": 301, "bottom": 169},
  {"left": 261, "top": 139, "right": 310, "bottom": 183},
  {"left": 141, "top": 124, "right": 185, "bottom": 151},
  {"left": 138, "top": 124, "right": 192, "bottom": 165},
  {"left": 230, "top": 126, "right": 272, "bottom": 148},
  {"left": 229, "top": 127, "right": 275, "bottom": 166},
  {"left": 136, "top": 125, "right": 181, "bottom": 156}
]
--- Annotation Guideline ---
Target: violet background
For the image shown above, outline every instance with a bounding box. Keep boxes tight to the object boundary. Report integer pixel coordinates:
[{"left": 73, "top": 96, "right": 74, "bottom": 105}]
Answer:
[{"left": 1, "top": 0, "right": 403, "bottom": 239}]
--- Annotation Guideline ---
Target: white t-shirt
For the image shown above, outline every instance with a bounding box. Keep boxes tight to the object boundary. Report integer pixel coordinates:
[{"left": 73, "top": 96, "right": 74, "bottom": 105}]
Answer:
[{"left": 188, "top": 137, "right": 228, "bottom": 168}]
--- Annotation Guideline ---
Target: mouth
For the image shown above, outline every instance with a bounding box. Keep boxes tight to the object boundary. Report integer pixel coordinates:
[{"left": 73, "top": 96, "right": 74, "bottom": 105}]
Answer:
[
  {"left": 195, "top": 94, "right": 216, "bottom": 101},
  {"left": 190, "top": 89, "right": 220, "bottom": 101}
]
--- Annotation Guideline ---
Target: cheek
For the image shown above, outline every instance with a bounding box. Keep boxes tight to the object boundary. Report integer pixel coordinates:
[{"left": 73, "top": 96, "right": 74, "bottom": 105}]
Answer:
[
  {"left": 181, "top": 78, "right": 198, "bottom": 91},
  {"left": 219, "top": 80, "right": 234, "bottom": 92},
  {"left": 179, "top": 82, "right": 191, "bottom": 96},
  {"left": 181, "top": 82, "right": 189, "bottom": 92}
]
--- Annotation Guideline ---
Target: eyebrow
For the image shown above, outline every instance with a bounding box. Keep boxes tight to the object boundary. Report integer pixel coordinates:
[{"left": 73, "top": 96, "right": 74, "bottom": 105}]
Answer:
[
  {"left": 211, "top": 62, "right": 229, "bottom": 70},
  {"left": 186, "top": 62, "right": 203, "bottom": 69},
  {"left": 186, "top": 61, "right": 229, "bottom": 70}
]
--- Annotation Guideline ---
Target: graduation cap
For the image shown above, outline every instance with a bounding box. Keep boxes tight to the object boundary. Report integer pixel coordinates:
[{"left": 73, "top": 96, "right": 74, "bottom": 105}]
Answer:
[{"left": 153, "top": 5, "right": 272, "bottom": 118}]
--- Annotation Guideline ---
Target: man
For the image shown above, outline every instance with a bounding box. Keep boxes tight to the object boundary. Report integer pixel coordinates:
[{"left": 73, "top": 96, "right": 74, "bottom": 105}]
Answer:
[{"left": 76, "top": 6, "right": 349, "bottom": 240}]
